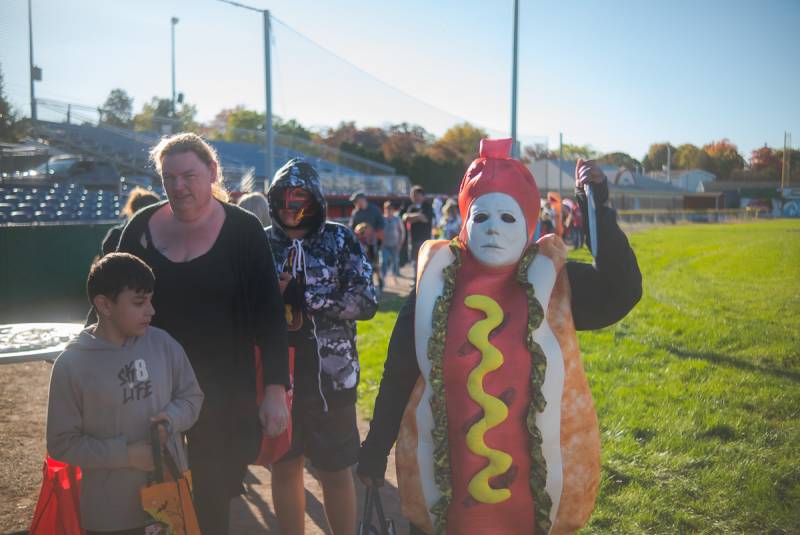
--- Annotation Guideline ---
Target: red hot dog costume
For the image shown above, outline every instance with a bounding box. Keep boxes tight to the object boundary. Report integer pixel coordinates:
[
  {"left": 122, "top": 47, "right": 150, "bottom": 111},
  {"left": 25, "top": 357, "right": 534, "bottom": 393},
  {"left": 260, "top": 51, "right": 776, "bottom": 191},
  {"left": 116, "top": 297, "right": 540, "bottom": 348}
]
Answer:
[{"left": 358, "top": 138, "right": 642, "bottom": 535}]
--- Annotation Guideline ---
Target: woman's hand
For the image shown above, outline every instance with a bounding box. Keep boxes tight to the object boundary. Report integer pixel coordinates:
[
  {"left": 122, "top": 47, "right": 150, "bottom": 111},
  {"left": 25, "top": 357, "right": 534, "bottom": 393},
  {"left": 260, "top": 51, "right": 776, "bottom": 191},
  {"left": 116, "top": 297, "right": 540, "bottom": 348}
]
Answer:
[{"left": 260, "top": 384, "right": 289, "bottom": 437}]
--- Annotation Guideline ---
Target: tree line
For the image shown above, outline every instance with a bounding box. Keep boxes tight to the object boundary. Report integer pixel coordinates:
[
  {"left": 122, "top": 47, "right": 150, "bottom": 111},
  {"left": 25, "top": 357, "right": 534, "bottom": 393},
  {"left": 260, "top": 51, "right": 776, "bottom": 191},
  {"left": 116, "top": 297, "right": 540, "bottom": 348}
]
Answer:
[{"left": 1, "top": 74, "right": 795, "bottom": 192}]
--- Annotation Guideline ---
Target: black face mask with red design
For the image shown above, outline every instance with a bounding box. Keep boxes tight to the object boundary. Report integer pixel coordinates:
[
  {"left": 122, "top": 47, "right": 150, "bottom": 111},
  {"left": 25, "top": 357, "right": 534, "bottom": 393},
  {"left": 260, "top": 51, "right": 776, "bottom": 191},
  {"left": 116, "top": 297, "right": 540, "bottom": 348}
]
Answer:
[{"left": 279, "top": 187, "right": 320, "bottom": 230}]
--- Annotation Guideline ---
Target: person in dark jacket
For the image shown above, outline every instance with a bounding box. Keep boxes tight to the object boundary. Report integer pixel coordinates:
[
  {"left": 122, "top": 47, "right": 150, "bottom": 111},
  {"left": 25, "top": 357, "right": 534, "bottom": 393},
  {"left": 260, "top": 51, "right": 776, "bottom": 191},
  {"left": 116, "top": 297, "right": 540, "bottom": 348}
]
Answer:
[
  {"left": 402, "top": 185, "right": 435, "bottom": 280},
  {"left": 356, "top": 155, "right": 642, "bottom": 534},
  {"left": 101, "top": 187, "right": 160, "bottom": 256},
  {"left": 267, "top": 159, "right": 378, "bottom": 535}
]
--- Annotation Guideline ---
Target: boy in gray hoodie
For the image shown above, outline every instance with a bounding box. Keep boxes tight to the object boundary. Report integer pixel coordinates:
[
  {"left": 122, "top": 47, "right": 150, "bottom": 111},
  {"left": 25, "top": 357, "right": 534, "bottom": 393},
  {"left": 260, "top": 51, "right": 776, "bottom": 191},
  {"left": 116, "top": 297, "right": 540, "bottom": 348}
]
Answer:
[{"left": 46, "top": 253, "right": 204, "bottom": 534}]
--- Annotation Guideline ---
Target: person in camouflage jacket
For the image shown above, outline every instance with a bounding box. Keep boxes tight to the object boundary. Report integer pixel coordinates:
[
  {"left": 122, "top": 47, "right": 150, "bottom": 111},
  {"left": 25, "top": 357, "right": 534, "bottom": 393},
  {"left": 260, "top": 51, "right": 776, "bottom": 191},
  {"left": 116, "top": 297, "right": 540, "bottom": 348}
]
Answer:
[{"left": 266, "top": 158, "right": 378, "bottom": 535}]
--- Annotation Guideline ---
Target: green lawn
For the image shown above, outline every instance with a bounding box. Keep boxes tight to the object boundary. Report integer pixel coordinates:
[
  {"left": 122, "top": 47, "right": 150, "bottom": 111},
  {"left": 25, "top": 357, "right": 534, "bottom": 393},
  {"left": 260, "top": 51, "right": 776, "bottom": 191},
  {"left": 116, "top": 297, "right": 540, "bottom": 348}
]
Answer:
[{"left": 357, "top": 220, "right": 800, "bottom": 534}]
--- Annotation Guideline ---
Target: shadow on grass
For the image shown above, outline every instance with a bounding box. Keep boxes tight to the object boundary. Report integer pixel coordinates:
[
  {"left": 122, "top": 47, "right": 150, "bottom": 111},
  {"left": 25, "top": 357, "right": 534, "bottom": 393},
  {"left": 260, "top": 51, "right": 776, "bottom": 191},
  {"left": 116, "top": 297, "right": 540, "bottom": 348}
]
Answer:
[{"left": 661, "top": 345, "right": 800, "bottom": 383}]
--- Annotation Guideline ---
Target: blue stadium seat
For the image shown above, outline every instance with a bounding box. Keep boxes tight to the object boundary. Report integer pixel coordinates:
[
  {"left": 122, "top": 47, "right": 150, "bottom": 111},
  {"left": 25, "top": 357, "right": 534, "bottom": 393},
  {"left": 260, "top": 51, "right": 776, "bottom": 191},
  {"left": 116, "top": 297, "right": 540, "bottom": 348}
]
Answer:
[{"left": 10, "top": 211, "right": 33, "bottom": 223}]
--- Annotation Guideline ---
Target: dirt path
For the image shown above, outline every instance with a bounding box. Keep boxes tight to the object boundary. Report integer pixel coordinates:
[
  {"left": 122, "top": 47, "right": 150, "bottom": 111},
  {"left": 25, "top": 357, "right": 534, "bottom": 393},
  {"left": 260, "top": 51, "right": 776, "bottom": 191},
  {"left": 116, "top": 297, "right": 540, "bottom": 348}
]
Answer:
[
  {"left": 0, "top": 269, "right": 413, "bottom": 535},
  {"left": 0, "top": 357, "right": 404, "bottom": 534}
]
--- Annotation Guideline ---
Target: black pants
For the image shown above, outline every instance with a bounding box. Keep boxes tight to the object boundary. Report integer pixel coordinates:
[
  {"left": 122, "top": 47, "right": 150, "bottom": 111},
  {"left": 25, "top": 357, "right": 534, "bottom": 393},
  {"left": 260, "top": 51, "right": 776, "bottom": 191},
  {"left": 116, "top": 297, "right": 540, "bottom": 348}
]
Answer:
[
  {"left": 187, "top": 396, "right": 259, "bottom": 535},
  {"left": 187, "top": 443, "right": 235, "bottom": 534}
]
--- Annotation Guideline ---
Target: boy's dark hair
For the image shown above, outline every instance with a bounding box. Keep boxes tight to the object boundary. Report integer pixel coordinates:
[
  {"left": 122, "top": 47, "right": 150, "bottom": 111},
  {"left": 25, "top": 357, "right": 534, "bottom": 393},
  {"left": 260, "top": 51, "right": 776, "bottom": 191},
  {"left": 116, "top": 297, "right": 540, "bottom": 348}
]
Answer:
[
  {"left": 87, "top": 253, "right": 155, "bottom": 304},
  {"left": 411, "top": 185, "right": 425, "bottom": 196}
]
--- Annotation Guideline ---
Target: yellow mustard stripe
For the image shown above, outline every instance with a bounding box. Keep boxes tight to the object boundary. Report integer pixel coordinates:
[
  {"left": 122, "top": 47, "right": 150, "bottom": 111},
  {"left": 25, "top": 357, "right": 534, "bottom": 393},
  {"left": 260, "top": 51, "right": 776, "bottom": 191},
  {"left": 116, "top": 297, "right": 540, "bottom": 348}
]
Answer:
[{"left": 464, "top": 294, "right": 513, "bottom": 504}]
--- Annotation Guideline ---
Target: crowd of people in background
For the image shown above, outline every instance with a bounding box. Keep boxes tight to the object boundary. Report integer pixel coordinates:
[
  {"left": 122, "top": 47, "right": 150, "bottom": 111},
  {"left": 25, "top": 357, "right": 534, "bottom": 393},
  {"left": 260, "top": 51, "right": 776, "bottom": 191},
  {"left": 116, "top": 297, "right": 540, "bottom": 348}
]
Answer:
[
  {"left": 103, "top": 182, "right": 589, "bottom": 293},
  {"left": 342, "top": 185, "right": 587, "bottom": 290}
]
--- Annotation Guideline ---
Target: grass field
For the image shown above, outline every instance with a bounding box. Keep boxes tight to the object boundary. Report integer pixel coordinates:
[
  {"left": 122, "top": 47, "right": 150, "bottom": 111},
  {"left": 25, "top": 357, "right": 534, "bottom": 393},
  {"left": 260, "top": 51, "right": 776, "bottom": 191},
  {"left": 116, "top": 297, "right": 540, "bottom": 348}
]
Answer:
[{"left": 356, "top": 220, "right": 800, "bottom": 534}]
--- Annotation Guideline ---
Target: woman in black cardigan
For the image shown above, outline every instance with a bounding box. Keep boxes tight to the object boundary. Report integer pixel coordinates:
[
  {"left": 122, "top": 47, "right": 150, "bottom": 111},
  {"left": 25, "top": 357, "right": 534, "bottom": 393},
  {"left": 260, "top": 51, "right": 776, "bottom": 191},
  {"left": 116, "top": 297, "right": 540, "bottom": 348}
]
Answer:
[{"left": 116, "top": 133, "right": 290, "bottom": 535}]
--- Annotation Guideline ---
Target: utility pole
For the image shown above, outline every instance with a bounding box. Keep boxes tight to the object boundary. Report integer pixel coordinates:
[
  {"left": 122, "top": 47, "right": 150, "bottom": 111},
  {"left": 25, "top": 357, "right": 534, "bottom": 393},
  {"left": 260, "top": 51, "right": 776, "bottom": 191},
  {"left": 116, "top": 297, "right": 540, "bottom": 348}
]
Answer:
[
  {"left": 214, "top": 0, "right": 274, "bottom": 188},
  {"left": 510, "top": 0, "right": 519, "bottom": 158},
  {"left": 264, "top": 10, "right": 274, "bottom": 183},
  {"left": 28, "top": 0, "right": 37, "bottom": 121},
  {"left": 558, "top": 132, "right": 564, "bottom": 196},
  {"left": 666, "top": 144, "right": 671, "bottom": 185},
  {"left": 171, "top": 17, "right": 179, "bottom": 117},
  {"left": 544, "top": 157, "right": 549, "bottom": 193},
  {"left": 782, "top": 132, "right": 792, "bottom": 189}
]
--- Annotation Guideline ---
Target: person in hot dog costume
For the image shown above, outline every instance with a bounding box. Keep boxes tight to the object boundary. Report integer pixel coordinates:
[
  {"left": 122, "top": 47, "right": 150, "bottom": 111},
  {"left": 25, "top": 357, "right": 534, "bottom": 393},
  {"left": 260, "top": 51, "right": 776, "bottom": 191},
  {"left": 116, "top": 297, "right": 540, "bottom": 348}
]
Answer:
[{"left": 357, "top": 138, "right": 642, "bottom": 535}]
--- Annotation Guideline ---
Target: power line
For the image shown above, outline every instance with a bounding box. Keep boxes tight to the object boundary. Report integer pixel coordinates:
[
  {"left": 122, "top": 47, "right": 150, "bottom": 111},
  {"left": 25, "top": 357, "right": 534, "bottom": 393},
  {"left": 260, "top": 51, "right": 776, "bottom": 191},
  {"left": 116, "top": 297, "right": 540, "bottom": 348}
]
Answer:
[
  {"left": 213, "top": 0, "right": 263, "bottom": 13},
  {"left": 268, "top": 14, "right": 546, "bottom": 144}
]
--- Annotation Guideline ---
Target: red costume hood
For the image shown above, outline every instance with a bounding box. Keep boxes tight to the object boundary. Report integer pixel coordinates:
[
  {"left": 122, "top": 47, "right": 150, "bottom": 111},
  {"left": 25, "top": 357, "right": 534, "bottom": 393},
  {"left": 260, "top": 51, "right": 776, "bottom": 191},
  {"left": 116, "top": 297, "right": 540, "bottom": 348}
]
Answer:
[{"left": 457, "top": 138, "right": 541, "bottom": 242}]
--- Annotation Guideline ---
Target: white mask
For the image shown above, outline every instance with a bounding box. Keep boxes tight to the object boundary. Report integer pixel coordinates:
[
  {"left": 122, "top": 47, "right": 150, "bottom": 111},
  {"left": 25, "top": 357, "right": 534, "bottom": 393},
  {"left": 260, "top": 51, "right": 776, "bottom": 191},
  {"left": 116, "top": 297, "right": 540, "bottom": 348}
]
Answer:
[{"left": 465, "top": 192, "right": 528, "bottom": 267}]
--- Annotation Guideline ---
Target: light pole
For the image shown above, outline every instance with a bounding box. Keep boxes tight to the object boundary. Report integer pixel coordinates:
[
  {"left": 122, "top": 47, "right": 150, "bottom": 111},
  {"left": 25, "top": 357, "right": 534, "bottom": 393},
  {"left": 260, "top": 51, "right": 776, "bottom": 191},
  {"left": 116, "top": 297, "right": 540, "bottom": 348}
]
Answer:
[
  {"left": 263, "top": 10, "right": 274, "bottom": 184},
  {"left": 171, "top": 17, "right": 179, "bottom": 118},
  {"left": 28, "top": 0, "right": 38, "bottom": 121},
  {"left": 510, "top": 0, "right": 519, "bottom": 158},
  {"left": 558, "top": 132, "right": 564, "bottom": 196},
  {"left": 214, "top": 0, "right": 274, "bottom": 187}
]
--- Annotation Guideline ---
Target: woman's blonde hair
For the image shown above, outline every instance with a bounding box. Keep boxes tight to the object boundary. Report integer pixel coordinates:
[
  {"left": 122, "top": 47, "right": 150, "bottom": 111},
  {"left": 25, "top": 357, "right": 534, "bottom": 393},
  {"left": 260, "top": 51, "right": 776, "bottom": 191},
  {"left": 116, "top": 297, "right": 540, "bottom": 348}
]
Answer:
[{"left": 149, "top": 133, "right": 229, "bottom": 202}]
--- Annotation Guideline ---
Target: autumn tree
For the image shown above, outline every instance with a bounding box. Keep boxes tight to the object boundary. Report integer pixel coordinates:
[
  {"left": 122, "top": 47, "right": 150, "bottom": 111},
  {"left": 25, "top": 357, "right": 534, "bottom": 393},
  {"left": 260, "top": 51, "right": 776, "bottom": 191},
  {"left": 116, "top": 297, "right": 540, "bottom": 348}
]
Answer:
[
  {"left": 522, "top": 144, "right": 555, "bottom": 163},
  {"left": 381, "top": 123, "right": 431, "bottom": 163},
  {"left": 100, "top": 88, "right": 133, "bottom": 127},
  {"left": 642, "top": 143, "right": 677, "bottom": 172},
  {"left": 674, "top": 143, "right": 714, "bottom": 172},
  {"left": 132, "top": 96, "right": 199, "bottom": 133},
  {"left": 703, "top": 139, "right": 744, "bottom": 180},
  {"left": 750, "top": 145, "right": 781, "bottom": 174},
  {"left": 274, "top": 117, "right": 312, "bottom": 140},
  {"left": 597, "top": 151, "right": 640, "bottom": 171},
  {"left": 133, "top": 97, "right": 172, "bottom": 131},
  {"left": 557, "top": 143, "right": 598, "bottom": 161},
  {"left": 428, "top": 122, "right": 487, "bottom": 165}
]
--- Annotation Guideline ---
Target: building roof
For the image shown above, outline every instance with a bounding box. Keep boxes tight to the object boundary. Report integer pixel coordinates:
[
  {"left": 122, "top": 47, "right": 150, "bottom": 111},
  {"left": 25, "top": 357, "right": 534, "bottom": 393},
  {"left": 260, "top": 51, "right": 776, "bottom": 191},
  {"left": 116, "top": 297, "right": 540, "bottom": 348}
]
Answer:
[{"left": 535, "top": 160, "right": 685, "bottom": 194}]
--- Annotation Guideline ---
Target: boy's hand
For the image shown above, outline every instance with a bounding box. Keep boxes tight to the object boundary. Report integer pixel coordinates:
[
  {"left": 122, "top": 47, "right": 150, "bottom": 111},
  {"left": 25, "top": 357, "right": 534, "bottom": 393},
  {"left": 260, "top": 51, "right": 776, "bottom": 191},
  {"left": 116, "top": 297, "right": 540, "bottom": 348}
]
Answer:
[
  {"left": 260, "top": 385, "right": 289, "bottom": 437},
  {"left": 128, "top": 441, "right": 154, "bottom": 472},
  {"left": 150, "top": 412, "right": 171, "bottom": 447}
]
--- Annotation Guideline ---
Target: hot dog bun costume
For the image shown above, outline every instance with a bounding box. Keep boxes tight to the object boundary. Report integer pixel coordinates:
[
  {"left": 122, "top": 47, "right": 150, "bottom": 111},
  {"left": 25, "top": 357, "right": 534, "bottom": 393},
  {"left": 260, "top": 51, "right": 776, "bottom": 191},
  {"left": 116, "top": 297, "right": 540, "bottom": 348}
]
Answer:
[{"left": 395, "top": 138, "right": 600, "bottom": 535}]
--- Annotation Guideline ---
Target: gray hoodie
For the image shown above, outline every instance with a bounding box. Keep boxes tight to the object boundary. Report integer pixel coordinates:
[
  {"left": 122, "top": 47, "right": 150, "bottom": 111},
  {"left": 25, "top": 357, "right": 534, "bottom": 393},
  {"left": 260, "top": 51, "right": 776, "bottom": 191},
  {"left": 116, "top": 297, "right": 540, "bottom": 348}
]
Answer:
[{"left": 46, "top": 326, "right": 204, "bottom": 531}]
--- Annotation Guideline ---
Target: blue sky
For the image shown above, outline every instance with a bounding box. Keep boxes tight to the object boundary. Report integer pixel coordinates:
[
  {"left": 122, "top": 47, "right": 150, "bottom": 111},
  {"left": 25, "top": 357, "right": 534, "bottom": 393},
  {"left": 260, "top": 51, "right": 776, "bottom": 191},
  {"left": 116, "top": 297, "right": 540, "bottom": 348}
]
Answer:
[{"left": 1, "top": 0, "right": 798, "bottom": 160}]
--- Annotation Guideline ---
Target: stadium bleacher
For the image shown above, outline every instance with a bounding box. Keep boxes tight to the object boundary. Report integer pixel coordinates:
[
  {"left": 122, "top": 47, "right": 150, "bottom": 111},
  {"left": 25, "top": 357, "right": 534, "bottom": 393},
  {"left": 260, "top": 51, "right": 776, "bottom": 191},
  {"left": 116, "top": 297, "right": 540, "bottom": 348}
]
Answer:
[
  {"left": 0, "top": 115, "right": 408, "bottom": 225},
  {"left": 0, "top": 183, "right": 134, "bottom": 225},
  {"left": 33, "top": 121, "right": 370, "bottom": 186}
]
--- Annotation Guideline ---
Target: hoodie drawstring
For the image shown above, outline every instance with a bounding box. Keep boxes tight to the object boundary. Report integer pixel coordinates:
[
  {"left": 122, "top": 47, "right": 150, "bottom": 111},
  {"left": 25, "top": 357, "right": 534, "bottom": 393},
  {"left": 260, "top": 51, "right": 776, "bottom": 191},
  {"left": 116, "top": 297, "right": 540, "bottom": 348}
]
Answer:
[
  {"left": 287, "top": 239, "right": 329, "bottom": 412},
  {"left": 290, "top": 239, "right": 306, "bottom": 278}
]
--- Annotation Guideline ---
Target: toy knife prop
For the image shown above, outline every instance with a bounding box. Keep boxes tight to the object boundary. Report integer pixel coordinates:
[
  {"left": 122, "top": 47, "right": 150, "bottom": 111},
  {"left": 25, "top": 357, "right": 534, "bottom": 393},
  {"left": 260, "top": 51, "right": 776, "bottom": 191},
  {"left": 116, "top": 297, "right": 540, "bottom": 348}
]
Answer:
[{"left": 586, "top": 183, "right": 598, "bottom": 258}]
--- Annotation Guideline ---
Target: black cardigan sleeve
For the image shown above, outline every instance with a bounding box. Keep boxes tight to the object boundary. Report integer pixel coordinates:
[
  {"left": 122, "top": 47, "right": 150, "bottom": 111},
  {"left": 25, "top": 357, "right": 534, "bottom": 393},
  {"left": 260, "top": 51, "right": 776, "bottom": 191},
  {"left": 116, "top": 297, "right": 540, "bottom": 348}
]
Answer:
[
  {"left": 357, "top": 291, "right": 421, "bottom": 480},
  {"left": 247, "top": 219, "right": 290, "bottom": 388},
  {"left": 567, "top": 182, "right": 643, "bottom": 330}
]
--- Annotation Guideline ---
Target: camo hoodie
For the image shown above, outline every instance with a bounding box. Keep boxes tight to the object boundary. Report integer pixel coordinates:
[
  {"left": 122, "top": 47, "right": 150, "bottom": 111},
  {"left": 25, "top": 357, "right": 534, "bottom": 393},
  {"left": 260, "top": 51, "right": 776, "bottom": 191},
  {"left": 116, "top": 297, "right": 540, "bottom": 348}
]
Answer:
[{"left": 266, "top": 159, "right": 378, "bottom": 409}]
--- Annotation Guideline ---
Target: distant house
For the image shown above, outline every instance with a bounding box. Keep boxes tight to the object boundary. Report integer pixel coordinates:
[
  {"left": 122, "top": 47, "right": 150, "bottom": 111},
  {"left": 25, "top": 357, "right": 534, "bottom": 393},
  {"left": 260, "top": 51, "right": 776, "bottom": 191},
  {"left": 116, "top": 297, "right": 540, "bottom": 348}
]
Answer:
[{"left": 528, "top": 160, "right": 686, "bottom": 210}]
